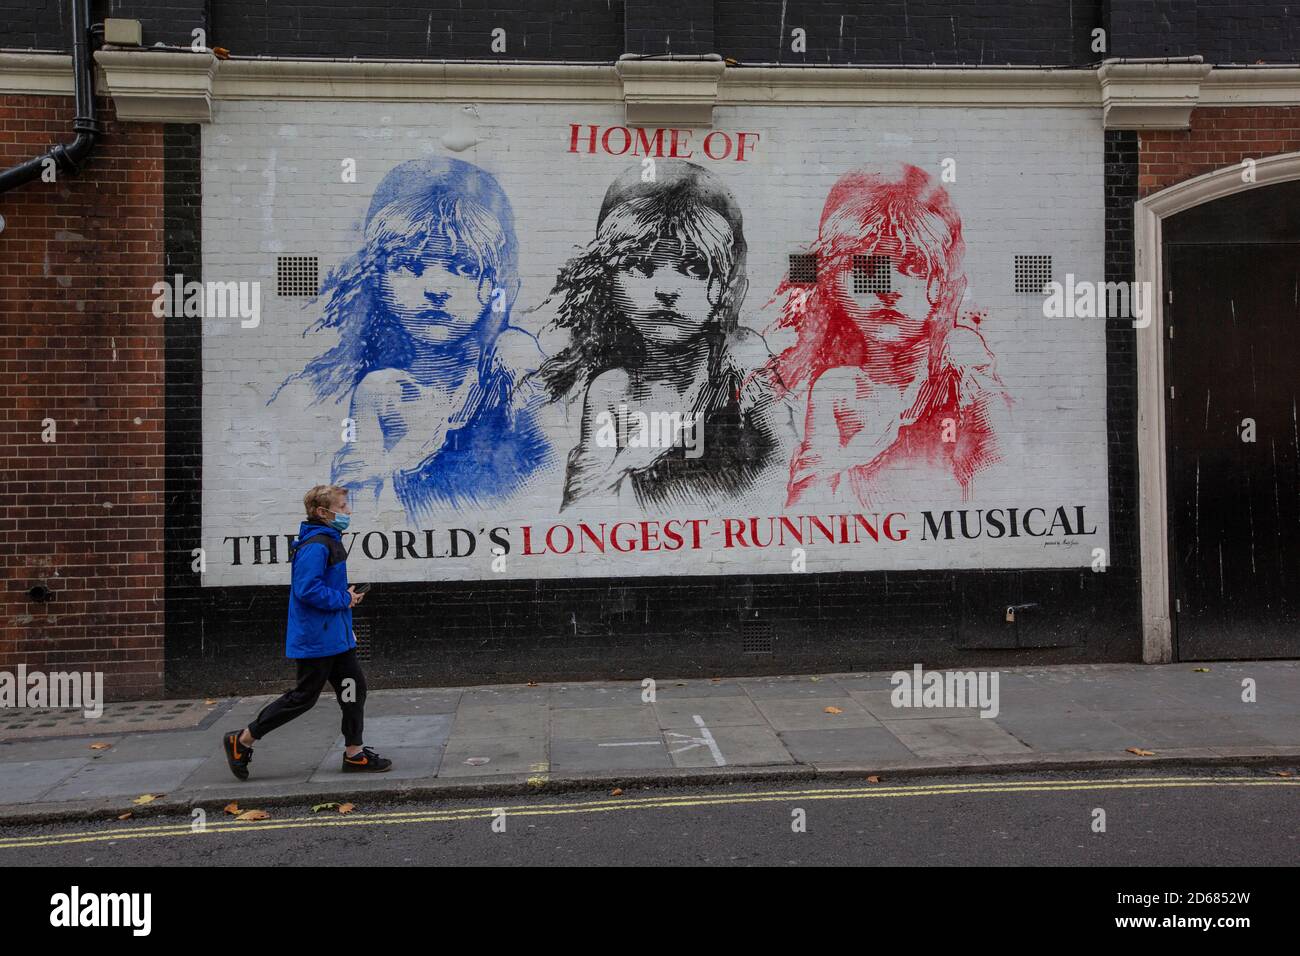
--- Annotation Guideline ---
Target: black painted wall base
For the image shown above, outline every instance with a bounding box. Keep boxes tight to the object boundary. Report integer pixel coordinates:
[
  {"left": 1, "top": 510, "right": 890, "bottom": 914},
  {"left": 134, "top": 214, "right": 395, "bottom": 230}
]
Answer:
[{"left": 165, "top": 568, "right": 1141, "bottom": 696}]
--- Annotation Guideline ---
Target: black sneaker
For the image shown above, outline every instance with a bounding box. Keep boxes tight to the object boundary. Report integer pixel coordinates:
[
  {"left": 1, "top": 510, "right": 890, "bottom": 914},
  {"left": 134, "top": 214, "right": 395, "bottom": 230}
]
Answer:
[
  {"left": 342, "top": 746, "right": 392, "bottom": 773},
  {"left": 222, "top": 730, "right": 253, "bottom": 781}
]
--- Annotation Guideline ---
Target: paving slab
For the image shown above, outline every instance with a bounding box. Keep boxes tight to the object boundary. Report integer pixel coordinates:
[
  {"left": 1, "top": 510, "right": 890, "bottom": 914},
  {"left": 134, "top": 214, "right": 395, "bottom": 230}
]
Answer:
[
  {"left": 1106, "top": 712, "right": 1281, "bottom": 749},
  {"left": 310, "top": 745, "right": 443, "bottom": 782},
  {"left": 650, "top": 680, "right": 750, "bottom": 699},
  {"left": 451, "top": 703, "right": 549, "bottom": 739},
  {"left": 0, "top": 736, "right": 125, "bottom": 761},
  {"left": 826, "top": 674, "right": 906, "bottom": 694},
  {"left": 779, "top": 727, "right": 917, "bottom": 764},
  {"left": 362, "top": 690, "right": 463, "bottom": 717},
  {"left": 181, "top": 738, "right": 334, "bottom": 790},
  {"left": 550, "top": 706, "right": 659, "bottom": 739},
  {"left": 459, "top": 685, "right": 552, "bottom": 706},
  {"left": 992, "top": 713, "right": 1149, "bottom": 752},
  {"left": 42, "top": 757, "right": 208, "bottom": 801},
  {"left": 654, "top": 695, "right": 766, "bottom": 729},
  {"left": 741, "top": 677, "right": 847, "bottom": 699},
  {"left": 92, "top": 730, "right": 233, "bottom": 764},
  {"left": 882, "top": 717, "right": 1032, "bottom": 758},
  {"left": 549, "top": 737, "right": 672, "bottom": 773},
  {"left": 667, "top": 724, "right": 793, "bottom": 769},
  {"left": 437, "top": 736, "right": 547, "bottom": 777},
  {"left": 550, "top": 683, "right": 645, "bottom": 709},
  {"left": 752, "top": 697, "right": 881, "bottom": 731},
  {"left": 0, "top": 758, "right": 89, "bottom": 803},
  {"left": 852, "top": 689, "right": 987, "bottom": 720},
  {"left": 337, "top": 714, "right": 454, "bottom": 750}
]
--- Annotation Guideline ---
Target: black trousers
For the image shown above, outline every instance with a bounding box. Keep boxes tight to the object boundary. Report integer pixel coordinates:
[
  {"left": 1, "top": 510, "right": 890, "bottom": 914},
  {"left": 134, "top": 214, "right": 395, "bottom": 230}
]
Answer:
[{"left": 247, "top": 648, "right": 367, "bottom": 747}]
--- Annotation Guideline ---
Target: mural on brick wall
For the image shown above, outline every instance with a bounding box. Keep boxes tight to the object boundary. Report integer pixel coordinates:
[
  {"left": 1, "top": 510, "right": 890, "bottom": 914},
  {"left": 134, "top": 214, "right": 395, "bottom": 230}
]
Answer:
[{"left": 201, "top": 105, "right": 1109, "bottom": 583}]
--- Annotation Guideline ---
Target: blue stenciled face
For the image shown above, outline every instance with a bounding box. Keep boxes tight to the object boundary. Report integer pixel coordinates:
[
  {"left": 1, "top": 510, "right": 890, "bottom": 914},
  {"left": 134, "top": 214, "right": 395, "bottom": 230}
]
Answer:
[{"left": 378, "top": 233, "right": 489, "bottom": 347}]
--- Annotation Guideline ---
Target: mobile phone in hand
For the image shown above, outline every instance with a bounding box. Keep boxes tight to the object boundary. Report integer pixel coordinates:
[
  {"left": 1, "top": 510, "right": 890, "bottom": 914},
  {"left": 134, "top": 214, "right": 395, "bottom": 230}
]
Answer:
[{"left": 353, "top": 583, "right": 371, "bottom": 595}]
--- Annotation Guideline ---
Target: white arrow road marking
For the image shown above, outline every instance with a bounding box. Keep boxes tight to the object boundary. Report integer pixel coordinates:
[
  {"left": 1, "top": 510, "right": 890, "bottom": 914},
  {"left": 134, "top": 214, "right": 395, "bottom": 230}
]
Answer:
[
  {"left": 665, "top": 714, "right": 725, "bottom": 766},
  {"left": 597, "top": 741, "right": 661, "bottom": 747}
]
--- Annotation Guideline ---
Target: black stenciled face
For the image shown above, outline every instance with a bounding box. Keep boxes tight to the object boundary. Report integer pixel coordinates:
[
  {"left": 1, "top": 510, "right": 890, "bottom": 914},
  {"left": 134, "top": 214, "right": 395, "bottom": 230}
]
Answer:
[{"left": 613, "top": 236, "right": 716, "bottom": 348}]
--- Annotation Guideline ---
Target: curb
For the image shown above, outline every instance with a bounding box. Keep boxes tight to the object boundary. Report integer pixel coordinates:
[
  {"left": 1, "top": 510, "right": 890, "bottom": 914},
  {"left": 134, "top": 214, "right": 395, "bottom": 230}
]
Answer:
[{"left": 2, "top": 750, "right": 1297, "bottom": 827}]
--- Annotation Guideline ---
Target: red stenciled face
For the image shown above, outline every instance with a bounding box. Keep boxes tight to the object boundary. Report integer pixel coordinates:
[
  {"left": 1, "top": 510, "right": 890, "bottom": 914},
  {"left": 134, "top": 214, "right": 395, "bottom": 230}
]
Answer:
[
  {"left": 765, "top": 164, "right": 1005, "bottom": 508},
  {"left": 830, "top": 234, "right": 934, "bottom": 348}
]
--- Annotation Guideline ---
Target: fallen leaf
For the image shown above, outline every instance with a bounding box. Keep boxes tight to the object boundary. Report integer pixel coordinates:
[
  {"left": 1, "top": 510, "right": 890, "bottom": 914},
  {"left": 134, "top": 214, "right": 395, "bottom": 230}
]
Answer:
[
  {"left": 610, "top": 788, "right": 624, "bottom": 796},
  {"left": 824, "top": 705, "right": 843, "bottom": 714},
  {"left": 1193, "top": 667, "right": 1210, "bottom": 673},
  {"left": 526, "top": 681, "right": 538, "bottom": 687},
  {"left": 1126, "top": 747, "right": 1155, "bottom": 757},
  {"left": 89, "top": 742, "right": 112, "bottom": 751},
  {"left": 338, "top": 803, "right": 355, "bottom": 815},
  {"left": 236, "top": 809, "right": 270, "bottom": 822},
  {"left": 204, "top": 698, "right": 218, "bottom": 705},
  {"left": 866, "top": 775, "right": 882, "bottom": 784},
  {"left": 311, "top": 802, "right": 339, "bottom": 813},
  {"left": 117, "top": 811, "right": 133, "bottom": 821},
  {"left": 809, "top": 677, "right": 821, "bottom": 682},
  {"left": 1269, "top": 770, "right": 1294, "bottom": 778},
  {"left": 132, "top": 793, "right": 160, "bottom": 805},
  {"left": 223, "top": 802, "right": 241, "bottom": 815}
]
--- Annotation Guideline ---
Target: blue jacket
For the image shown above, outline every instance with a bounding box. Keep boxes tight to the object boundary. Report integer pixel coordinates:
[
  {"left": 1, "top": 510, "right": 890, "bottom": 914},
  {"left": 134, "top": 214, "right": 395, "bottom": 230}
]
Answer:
[{"left": 285, "top": 520, "right": 355, "bottom": 659}]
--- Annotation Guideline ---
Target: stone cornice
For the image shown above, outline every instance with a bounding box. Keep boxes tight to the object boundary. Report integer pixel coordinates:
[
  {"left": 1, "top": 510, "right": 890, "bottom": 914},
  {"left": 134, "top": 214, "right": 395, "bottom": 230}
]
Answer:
[
  {"left": 94, "top": 49, "right": 217, "bottom": 122},
  {"left": 1098, "top": 60, "right": 1213, "bottom": 129},
  {"left": 5, "top": 50, "right": 1300, "bottom": 128},
  {"left": 718, "top": 66, "right": 1099, "bottom": 107},
  {"left": 615, "top": 55, "right": 726, "bottom": 126}
]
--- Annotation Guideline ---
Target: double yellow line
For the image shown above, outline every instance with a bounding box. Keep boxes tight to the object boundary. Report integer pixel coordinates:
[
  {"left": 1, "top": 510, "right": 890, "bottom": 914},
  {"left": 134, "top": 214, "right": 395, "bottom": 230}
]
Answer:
[{"left": 1, "top": 775, "right": 1295, "bottom": 851}]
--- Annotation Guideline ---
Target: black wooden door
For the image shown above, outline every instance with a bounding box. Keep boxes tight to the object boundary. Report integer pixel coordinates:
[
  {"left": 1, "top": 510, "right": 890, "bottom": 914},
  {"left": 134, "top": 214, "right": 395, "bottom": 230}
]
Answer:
[{"left": 1167, "top": 243, "right": 1300, "bottom": 659}]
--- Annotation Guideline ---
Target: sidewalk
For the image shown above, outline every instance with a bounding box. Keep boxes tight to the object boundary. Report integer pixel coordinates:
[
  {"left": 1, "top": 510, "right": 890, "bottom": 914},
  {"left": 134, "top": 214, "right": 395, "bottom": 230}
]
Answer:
[{"left": 1, "top": 661, "right": 1297, "bottom": 823}]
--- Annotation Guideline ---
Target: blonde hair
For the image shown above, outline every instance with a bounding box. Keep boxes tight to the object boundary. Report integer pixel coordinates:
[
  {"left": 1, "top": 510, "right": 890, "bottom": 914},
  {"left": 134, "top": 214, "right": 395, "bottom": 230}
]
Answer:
[{"left": 303, "top": 484, "right": 347, "bottom": 518}]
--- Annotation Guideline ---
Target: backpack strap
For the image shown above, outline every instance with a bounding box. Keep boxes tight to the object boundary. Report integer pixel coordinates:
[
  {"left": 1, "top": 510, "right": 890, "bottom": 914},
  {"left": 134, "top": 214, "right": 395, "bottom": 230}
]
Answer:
[{"left": 289, "top": 533, "right": 348, "bottom": 568}]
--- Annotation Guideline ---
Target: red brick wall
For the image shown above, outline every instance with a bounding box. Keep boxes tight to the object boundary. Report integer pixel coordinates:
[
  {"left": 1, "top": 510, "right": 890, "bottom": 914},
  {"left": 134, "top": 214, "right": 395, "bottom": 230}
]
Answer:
[
  {"left": 0, "top": 94, "right": 167, "bottom": 700},
  {"left": 1139, "top": 106, "right": 1300, "bottom": 197}
]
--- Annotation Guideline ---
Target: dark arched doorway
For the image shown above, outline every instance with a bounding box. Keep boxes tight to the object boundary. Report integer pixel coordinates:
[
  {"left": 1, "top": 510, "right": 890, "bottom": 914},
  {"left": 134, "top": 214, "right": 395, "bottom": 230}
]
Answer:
[{"left": 1164, "top": 178, "right": 1300, "bottom": 659}]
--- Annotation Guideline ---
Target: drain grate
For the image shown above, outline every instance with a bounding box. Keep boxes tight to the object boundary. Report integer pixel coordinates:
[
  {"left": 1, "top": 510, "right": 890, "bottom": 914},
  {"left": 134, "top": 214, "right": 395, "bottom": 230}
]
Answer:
[
  {"left": 0, "top": 698, "right": 218, "bottom": 741},
  {"left": 741, "top": 620, "right": 775, "bottom": 654}
]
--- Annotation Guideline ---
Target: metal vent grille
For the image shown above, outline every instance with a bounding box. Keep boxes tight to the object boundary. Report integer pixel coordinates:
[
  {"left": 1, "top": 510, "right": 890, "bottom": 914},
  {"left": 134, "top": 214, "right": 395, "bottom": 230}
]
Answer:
[
  {"left": 789, "top": 253, "right": 817, "bottom": 285},
  {"left": 854, "top": 254, "right": 892, "bottom": 294},
  {"left": 352, "top": 616, "right": 373, "bottom": 662},
  {"left": 277, "top": 255, "right": 320, "bottom": 297},
  {"left": 1014, "top": 254, "right": 1053, "bottom": 294},
  {"left": 741, "top": 620, "right": 774, "bottom": 654}
]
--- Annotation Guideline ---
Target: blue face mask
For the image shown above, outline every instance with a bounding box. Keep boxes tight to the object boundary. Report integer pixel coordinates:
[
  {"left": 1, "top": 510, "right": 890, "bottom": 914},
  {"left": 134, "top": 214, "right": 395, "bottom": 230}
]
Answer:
[{"left": 328, "top": 510, "right": 351, "bottom": 532}]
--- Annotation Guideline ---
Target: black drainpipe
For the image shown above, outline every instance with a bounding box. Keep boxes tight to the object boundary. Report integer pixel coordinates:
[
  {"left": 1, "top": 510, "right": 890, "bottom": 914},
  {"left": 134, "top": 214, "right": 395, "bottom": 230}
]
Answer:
[{"left": 0, "top": 0, "right": 100, "bottom": 196}]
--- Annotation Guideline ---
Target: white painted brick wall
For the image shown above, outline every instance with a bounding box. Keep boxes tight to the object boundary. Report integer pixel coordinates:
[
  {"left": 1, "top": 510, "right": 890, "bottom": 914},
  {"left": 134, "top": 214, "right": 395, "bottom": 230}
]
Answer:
[{"left": 201, "top": 100, "right": 1109, "bottom": 584}]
